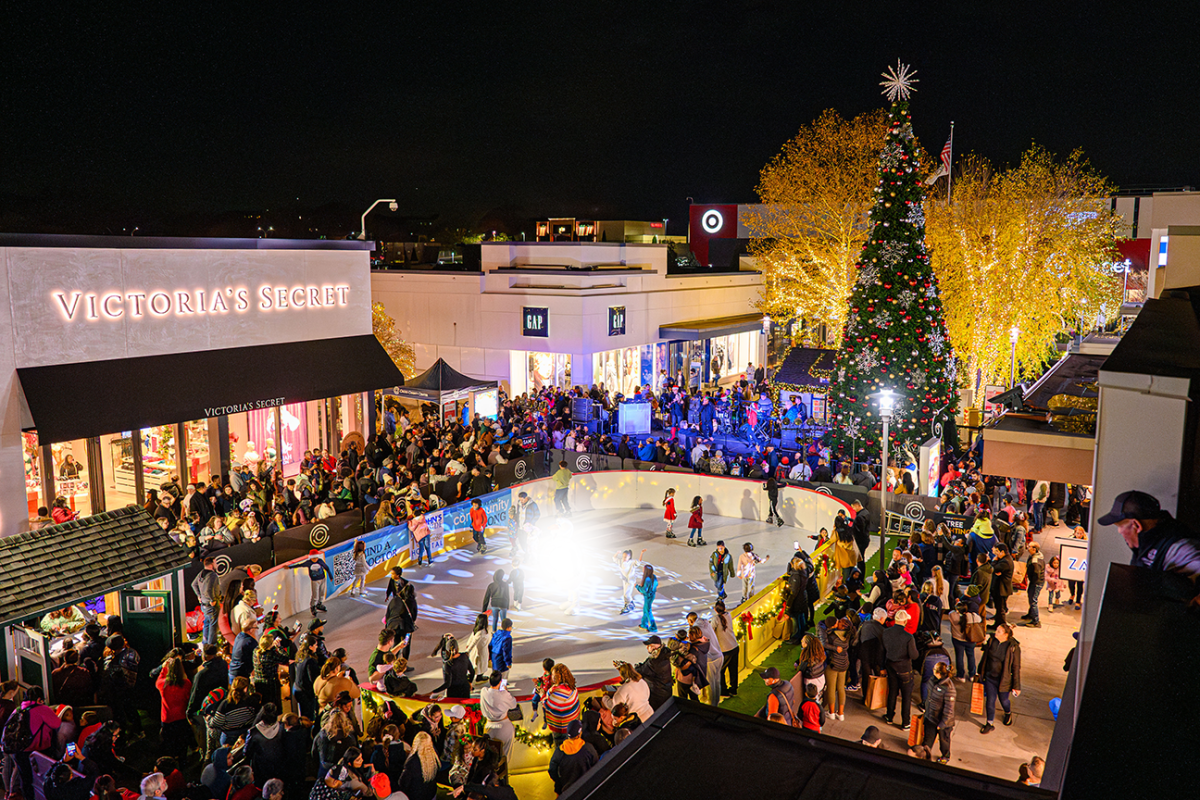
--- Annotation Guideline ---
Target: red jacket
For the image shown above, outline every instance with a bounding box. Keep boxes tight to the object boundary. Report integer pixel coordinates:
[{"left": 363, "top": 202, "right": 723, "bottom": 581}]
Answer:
[
  {"left": 688, "top": 504, "right": 703, "bottom": 529},
  {"left": 469, "top": 507, "right": 488, "bottom": 532},
  {"left": 155, "top": 671, "right": 192, "bottom": 724},
  {"left": 799, "top": 698, "right": 824, "bottom": 732},
  {"left": 663, "top": 497, "right": 676, "bottom": 521}
]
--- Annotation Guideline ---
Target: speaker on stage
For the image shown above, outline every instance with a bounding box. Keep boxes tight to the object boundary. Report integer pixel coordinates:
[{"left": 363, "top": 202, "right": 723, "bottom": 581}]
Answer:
[{"left": 571, "top": 397, "right": 593, "bottom": 423}]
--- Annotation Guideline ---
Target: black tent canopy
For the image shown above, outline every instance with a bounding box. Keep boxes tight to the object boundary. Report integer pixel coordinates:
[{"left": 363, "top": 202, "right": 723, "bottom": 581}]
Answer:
[{"left": 385, "top": 357, "right": 497, "bottom": 403}]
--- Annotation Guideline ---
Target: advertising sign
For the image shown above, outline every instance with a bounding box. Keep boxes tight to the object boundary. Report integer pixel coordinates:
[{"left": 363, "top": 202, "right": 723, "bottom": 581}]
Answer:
[
  {"left": 919, "top": 437, "right": 942, "bottom": 497},
  {"left": 522, "top": 307, "right": 549, "bottom": 337},
  {"left": 608, "top": 306, "right": 626, "bottom": 337},
  {"left": 1059, "top": 539, "right": 1089, "bottom": 582}
]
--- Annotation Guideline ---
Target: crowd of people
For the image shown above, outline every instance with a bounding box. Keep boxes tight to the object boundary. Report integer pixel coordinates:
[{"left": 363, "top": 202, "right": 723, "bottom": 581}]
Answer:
[{"left": 18, "top": 365, "right": 1200, "bottom": 800}]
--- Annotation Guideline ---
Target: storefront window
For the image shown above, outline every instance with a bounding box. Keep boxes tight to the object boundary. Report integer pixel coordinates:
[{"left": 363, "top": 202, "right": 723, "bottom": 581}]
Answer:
[
  {"left": 247, "top": 409, "right": 280, "bottom": 475},
  {"left": 102, "top": 432, "right": 139, "bottom": 509},
  {"left": 708, "top": 331, "right": 759, "bottom": 384},
  {"left": 23, "top": 431, "right": 44, "bottom": 521},
  {"left": 140, "top": 426, "right": 177, "bottom": 494},
  {"left": 279, "top": 403, "right": 307, "bottom": 475},
  {"left": 528, "top": 352, "right": 571, "bottom": 391},
  {"left": 50, "top": 440, "right": 91, "bottom": 518},
  {"left": 666, "top": 341, "right": 703, "bottom": 389},
  {"left": 183, "top": 421, "right": 212, "bottom": 485}
]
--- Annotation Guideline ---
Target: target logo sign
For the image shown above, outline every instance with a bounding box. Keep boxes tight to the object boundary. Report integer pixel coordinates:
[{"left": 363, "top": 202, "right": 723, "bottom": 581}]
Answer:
[
  {"left": 514, "top": 460, "right": 528, "bottom": 480},
  {"left": 576, "top": 455, "right": 593, "bottom": 472},
  {"left": 700, "top": 209, "right": 724, "bottom": 234},
  {"left": 213, "top": 554, "right": 233, "bottom": 576},
  {"left": 904, "top": 501, "right": 926, "bottom": 521},
  {"left": 309, "top": 523, "right": 331, "bottom": 548}
]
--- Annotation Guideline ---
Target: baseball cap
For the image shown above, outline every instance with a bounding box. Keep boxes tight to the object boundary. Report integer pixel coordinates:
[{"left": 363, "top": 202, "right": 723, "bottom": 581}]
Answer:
[
  {"left": 760, "top": 666, "right": 780, "bottom": 680},
  {"left": 446, "top": 705, "right": 467, "bottom": 720},
  {"left": 861, "top": 725, "right": 882, "bottom": 744},
  {"left": 567, "top": 719, "right": 583, "bottom": 738},
  {"left": 894, "top": 610, "right": 911, "bottom": 625},
  {"left": 369, "top": 775, "right": 391, "bottom": 798},
  {"left": 309, "top": 548, "right": 320, "bottom": 556},
  {"left": 1098, "top": 490, "right": 1161, "bottom": 526},
  {"left": 642, "top": 635, "right": 662, "bottom": 646}
]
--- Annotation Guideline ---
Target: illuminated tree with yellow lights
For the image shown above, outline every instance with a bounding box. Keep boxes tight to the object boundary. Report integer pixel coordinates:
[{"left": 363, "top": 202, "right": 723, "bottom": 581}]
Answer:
[
  {"left": 925, "top": 147, "right": 1122, "bottom": 396},
  {"left": 745, "top": 108, "right": 889, "bottom": 342},
  {"left": 827, "top": 63, "right": 959, "bottom": 460},
  {"left": 372, "top": 302, "right": 415, "bottom": 378}
]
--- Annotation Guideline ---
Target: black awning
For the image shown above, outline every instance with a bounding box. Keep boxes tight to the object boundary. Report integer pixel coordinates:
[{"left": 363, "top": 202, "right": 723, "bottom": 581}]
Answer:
[
  {"left": 18, "top": 334, "right": 406, "bottom": 444},
  {"left": 658, "top": 312, "right": 764, "bottom": 340}
]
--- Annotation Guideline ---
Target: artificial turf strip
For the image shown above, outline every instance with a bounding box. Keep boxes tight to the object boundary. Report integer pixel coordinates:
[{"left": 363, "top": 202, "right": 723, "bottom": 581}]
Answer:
[
  {"left": 720, "top": 641, "right": 800, "bottom": 716},
  {"left": 719, "top": 545, "right": 891, "bottom": 717}
]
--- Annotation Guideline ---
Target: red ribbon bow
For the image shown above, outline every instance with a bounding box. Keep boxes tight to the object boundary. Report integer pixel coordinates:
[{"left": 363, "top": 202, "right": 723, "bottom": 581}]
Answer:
[{"left": 740, "top": 611, "right": 754, "bottom": 640}]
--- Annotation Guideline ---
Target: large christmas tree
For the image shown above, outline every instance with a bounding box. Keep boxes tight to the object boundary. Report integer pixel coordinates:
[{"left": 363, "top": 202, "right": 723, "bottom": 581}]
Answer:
[{"left": 827, "top": 62, "right": 958, "bottom": 462}]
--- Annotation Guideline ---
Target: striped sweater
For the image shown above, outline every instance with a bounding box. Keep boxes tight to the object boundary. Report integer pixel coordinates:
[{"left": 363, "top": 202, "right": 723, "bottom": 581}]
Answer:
[{"left": 542, "top": 685, "right": 580, "bottom": 735}]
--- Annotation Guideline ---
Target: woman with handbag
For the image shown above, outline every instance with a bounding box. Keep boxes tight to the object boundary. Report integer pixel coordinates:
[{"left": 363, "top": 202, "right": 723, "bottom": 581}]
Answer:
[
  {"left": 978, "top": 624, "right": 1021, "bottom": 734},
  {"left": 948, "top": 600, "right": 984, "bottom": 681}
]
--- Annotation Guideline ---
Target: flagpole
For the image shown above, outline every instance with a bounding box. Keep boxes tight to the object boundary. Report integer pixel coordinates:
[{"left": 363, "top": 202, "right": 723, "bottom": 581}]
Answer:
[{"left": 947, "top": 121, "right": 955, "bottom": 203}]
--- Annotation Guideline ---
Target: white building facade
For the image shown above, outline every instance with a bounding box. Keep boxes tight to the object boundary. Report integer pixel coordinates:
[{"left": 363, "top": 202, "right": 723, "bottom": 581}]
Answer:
[{"left": 371, "top": 242, "right": 766, "bottom": 397}]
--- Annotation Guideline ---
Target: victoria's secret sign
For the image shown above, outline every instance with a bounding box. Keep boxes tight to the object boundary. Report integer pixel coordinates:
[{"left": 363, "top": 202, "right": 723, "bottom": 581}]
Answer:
[{"left": 52, "top": 284, "right": 352, "bottom": 321}]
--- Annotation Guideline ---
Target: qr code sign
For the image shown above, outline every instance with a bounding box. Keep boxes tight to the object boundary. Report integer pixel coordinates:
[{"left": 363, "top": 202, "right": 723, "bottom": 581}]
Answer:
[{"left": 331, "top": 552, "right": 355, "bottom": 584}]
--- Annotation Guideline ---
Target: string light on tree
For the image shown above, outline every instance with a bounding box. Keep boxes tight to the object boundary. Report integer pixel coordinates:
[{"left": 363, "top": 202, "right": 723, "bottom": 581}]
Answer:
[{"left": 828, "top": 62, "right": 959, "bottom": 461}]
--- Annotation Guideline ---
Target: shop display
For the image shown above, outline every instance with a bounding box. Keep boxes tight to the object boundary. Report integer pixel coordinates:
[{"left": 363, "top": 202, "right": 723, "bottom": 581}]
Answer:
[{"left": 23, "top": 431, "right": 41, "bottom": 515}]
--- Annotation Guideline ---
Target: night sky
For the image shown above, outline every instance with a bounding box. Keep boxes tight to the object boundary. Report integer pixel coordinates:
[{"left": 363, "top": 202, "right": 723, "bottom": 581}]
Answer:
[{"left": 3, "top": 3, "right": 1197, "bottom": 237}]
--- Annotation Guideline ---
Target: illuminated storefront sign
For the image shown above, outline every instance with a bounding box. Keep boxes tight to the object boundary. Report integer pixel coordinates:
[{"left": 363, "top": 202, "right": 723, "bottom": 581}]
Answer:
[
  {"left": 608, "top": 305, "right": 626, "bottom": 336},
  {"left": 700, "top": 209, "right": 724, "bottom": 234},
  {"left": 522, "top": 307, "right": 549, "bottom": 337},
  {"left": 52, "top": 284, "right": 352, "bottom": 321}
]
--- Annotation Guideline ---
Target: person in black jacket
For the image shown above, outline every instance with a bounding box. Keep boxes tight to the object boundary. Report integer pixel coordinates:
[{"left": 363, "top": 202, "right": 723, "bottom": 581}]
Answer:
[
  {"left": 481, "top": 570, "right": 511, "bottom": 631},
  {"left": 939, "top": 529, "right": 968, "bottom": 603},
  {"left": 881, "top": 610, "right": 919, "bottom": 730},
  {"left": 631, "top": 636, "right": 673, "bottom": 710},
  {"left": 850, "top": 500, "right": 872, "bottom": 572},
  {"left": 291, "top": 635, "right": 321, "bottom": 721},
  {"left": 280, "top": 713, "right": 311, "bottom": 800},
  {"left": 187, "top": 644, "right": 229, "bottom": 741},
  {"left": 765, "top": 473, "right": 783, "bottom": 526},
  {"left": 921, "top": 663, "right": 956, "bottom": 763},
  {"left": 243, "top": 704, "right": 287, "bottom": 784},
  {"left": 43, "top": 754, "right": 97, "bottom": 800},
  {"left": 430, "top": 641, "right": 474, "bottom": 699},
  {"left": 547, "top": 720, "right": 598, "bottom": 795}
]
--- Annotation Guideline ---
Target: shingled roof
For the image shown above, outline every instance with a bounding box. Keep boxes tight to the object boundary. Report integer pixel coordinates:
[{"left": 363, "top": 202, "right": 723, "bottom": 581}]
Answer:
[
  {"left": 0, "top": 506, "right": 190, "bottom": 627},
  {"left": 770, "top": 346, "right": 836, "bottom": 390}
]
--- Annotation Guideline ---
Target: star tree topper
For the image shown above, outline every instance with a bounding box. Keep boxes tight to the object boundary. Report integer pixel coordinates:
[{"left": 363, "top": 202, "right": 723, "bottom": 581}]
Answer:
[{"left": 880, "top": 60, "right": 918, "bottom": 102}]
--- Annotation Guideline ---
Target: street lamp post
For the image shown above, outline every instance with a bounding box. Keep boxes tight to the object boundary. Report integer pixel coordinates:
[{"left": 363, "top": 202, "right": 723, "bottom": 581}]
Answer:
[
  {"left": 357, "top": 199, "right": 398, "bottom": 241},
  {"left": 875, "top": 389, "right": 897, "bottom": 562},
  {"left": 1009, "top": 325, "right": 1020, "bottom": 388}
]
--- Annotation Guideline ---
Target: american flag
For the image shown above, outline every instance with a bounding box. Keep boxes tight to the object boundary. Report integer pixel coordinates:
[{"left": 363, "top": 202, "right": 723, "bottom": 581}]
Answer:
[{"left": 939, "top": 133, "right": 952, "bottom": 174}]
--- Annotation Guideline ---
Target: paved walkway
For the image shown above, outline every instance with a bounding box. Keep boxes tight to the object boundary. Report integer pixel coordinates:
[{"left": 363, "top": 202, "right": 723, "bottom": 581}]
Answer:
[{"left": 287, "top": 509, "right": 1076, "bottom": 784}]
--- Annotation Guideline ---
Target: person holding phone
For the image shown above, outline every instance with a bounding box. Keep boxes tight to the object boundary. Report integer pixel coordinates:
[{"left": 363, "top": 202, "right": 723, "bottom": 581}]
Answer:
[{"left": 479, "top": 673, "right": 519, "bottom": 760}]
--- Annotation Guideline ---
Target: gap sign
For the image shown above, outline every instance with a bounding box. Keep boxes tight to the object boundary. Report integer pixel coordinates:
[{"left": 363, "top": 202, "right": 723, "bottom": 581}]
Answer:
[
  {"left": 522, "top": 307, "right": 548, "bottom": 337},
  {"left": 608, "top": 305, "right": 626, "bottom": 336}
]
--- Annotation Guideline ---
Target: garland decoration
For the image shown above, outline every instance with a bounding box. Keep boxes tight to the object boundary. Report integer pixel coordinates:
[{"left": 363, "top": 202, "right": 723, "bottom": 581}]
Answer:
[{"left": 512, "top": 724, "right": 556, "bottom": 752}]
